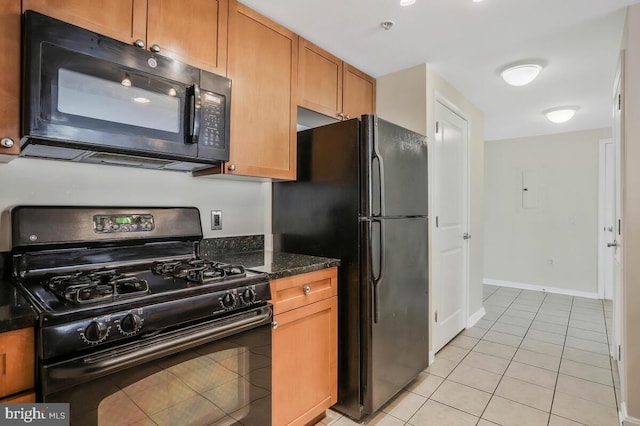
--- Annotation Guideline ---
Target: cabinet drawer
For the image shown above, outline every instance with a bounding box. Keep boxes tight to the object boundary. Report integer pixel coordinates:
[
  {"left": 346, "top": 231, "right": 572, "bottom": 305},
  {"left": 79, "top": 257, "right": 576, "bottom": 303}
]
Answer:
[
  {"left": 1, "top": 391, "right": 36, "bottom": 403},
  {"left": 270, "top": 267, "right": 337, "bottom": 315},
  {"left": 0, "top": 328, "right": 35, "bottom": 399}
]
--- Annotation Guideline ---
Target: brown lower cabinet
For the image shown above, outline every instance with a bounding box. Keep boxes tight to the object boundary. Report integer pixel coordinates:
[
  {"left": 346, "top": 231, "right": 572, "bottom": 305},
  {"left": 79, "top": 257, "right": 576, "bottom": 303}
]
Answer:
[
  {"left": 271, "top": 268, "right": 338, "bottom": 426},
  {"left": 0, "top": 328, "right": 35, "bottom": 400}
]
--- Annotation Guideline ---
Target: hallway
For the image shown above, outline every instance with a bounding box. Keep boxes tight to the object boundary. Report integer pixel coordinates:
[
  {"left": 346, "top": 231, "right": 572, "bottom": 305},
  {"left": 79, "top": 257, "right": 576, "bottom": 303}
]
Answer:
[{"left": 319, "top": 285, "right": 620, "bottom": 426}]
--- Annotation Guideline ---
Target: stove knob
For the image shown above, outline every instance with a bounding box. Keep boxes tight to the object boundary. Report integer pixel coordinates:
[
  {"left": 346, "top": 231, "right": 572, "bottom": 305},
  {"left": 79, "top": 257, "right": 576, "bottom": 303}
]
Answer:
[
  {"left": 241, "top": 288, "right": 256, "bottom": 304},
  {"left": 221, "top": 292, "right": 236, "bottom": 309},
  {"left": 120, "top": 313, "right": 143, "bottom": 334},
  {"left": 84, "top": 321, "right": 108, "bottom": 343}
]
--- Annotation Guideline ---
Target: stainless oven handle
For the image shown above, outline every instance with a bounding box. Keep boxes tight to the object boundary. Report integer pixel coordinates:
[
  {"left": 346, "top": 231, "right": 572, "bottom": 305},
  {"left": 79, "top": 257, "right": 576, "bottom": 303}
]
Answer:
[
  {"left": 48, "top": 306, "right": 272, "bottom": 381},
  {"left": 188, "top": 83, "right": 201, "bottom": 144}
]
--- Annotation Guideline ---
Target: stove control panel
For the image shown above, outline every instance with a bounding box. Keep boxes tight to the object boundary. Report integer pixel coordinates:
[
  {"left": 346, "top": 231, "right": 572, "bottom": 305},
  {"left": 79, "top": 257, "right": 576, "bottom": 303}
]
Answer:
[
  {"left": 93, "top": 214, "right": 155, "bottom": 233},
  {"left": 39, "top": 278, "right": 272, "bottom": 360}
]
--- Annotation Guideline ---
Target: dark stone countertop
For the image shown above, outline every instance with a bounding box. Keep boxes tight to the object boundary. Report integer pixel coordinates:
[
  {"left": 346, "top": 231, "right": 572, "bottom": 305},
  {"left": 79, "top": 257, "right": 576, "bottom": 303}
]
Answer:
[
  {"left": 206, "top": 251, "right": 340, "bottom": 280},
  {"left": 0, "top": 281, "right": 37, "bottom": 333}
]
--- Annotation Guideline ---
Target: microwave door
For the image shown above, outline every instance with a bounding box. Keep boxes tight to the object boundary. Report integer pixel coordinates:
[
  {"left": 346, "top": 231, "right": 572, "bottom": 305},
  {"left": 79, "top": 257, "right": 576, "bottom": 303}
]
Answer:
[{"left": 27, "top": 42, "right": 199, "bottom": 159}]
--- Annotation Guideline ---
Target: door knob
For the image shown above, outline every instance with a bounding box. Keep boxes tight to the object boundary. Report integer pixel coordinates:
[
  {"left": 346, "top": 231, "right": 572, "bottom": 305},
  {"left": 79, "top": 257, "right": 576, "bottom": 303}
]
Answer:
[
  {"left": 607, "top": 241, "right": 619, "bottom": 248},
  {"left": 463, "top": 233, "right": 471, "bottom": 240}
]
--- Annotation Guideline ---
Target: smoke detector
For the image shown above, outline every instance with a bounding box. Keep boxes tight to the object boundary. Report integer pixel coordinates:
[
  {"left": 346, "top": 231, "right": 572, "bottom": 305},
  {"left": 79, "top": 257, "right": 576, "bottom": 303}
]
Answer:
[{"left": 381, "top": 20, "right": 394, "bottom": 30}]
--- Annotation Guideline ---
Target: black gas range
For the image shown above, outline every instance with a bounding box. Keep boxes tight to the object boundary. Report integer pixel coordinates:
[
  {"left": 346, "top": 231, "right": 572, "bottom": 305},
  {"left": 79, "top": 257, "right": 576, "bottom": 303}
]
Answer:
[{"left": 10, "top": 206, "right": 273, "bottom": 425}]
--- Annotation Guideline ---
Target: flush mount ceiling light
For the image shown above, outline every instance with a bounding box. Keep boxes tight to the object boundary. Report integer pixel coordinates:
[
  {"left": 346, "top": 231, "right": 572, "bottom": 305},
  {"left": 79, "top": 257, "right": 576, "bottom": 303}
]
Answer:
[
  {"left": 400, "top": 0, "right": 416, "bottom": 5},
  {"left": 472, "top": 0, "right": 484, "bottom": 2},
  {"left": 543, "top": 106, "right": 579, "bottom": 124},
  {"left": 500, "top": 64, "right": 542, "bottom": 86}
]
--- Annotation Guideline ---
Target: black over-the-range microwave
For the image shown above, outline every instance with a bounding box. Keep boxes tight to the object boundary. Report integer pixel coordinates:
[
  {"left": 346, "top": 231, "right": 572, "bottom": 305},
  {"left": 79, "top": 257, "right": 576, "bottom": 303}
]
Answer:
[{"left": 21, "top": 11, "right": 231, "bottom": 172}]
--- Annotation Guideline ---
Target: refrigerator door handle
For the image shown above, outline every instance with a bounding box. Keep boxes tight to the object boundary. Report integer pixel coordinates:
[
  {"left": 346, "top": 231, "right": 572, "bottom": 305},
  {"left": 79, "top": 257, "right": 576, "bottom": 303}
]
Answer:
[
  {"left": 371, "top": 218, "right": 385, "bottom": 323},
  {"left": 372, "top": 133, "right": 386, "bottom": 217}
]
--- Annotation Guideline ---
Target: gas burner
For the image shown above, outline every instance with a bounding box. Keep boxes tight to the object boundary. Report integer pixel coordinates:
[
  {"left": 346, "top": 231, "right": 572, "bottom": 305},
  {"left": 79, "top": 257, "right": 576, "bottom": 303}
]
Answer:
[
  {"left": 152, "top": 258, "right": 246, "bottom": 284},
  {"left": 46, "top": 269, "right": 150, "bottom": 305}
]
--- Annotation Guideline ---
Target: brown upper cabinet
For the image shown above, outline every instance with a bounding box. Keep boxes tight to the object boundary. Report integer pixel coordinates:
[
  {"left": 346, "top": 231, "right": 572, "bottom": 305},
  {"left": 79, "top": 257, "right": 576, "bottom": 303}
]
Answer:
[
  {"left": 0, "top": 1, "right": 21, "bottom": 157},
  {"left": 221, "top": 0, "right": 297, "bottom": 180},
  {"left": 21, "top": 0, "right": 228, "bottom": 75},
  {"left": 298, "top": 38, "right": 376, "bottom": 121}
]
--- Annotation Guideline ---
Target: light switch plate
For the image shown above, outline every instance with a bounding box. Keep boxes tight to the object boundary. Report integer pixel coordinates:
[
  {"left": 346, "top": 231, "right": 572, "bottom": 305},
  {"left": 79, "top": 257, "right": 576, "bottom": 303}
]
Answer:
[{"left": 211, "top": 210, "right": 222, "bottom": 230}]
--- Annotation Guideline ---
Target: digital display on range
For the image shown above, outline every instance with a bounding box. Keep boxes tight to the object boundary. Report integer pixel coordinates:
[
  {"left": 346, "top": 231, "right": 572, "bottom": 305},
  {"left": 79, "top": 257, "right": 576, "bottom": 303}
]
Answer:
[{"left": 93, "top": 214, "right": 154, "bottom": 233}]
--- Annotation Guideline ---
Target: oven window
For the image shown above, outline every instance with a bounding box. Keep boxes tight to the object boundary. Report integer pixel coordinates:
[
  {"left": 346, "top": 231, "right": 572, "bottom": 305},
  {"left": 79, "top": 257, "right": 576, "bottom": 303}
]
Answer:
[
  {"left": 57, "top": 68, "right": 180, "bottom": 133},
  {"left": 44, "top": 325, "right": 271, "bottom": 426}
]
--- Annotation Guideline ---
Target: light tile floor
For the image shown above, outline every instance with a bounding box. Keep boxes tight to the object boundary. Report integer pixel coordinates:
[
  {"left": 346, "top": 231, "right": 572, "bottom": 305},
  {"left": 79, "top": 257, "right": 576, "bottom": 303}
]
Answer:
[{"left": 315, "top": 285, "right": 620, "bottom": 426}]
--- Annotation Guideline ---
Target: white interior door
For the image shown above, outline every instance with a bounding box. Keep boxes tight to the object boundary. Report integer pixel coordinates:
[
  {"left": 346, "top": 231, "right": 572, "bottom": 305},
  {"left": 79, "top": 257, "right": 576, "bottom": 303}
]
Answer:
[
  {"left": 598, "top": 139, "right": 615, "bottom": 300},
  {"left": 433, "top": 100, "right": 469, "bottom": 353}
]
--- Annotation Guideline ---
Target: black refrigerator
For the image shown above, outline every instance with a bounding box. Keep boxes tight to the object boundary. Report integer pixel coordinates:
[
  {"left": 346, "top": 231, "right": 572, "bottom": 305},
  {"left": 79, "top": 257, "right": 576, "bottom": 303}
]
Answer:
[{"left": 273, "top": 115, "right": 429, "bottom": 419}]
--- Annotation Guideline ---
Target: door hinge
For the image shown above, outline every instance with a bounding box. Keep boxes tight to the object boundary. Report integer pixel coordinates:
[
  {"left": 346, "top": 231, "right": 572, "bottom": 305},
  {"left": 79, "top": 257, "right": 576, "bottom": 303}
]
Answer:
[
  {"left": 435, "top": 310, "right": 438, "bottom": 323},
  {"left": 619, "top": 345, "right": 622, "bottom": 361},
  {"left": 435, "top": 216, "right": 439, "bottom": 228},
  {"left": 618, "top": 94, "right": 622, "bottom": 111},
  {"left": 435, "top": 121, "right": 439, "bottom": 134},
  {"left": 619, "top": 219, "right": 621, "bottom": 236}
]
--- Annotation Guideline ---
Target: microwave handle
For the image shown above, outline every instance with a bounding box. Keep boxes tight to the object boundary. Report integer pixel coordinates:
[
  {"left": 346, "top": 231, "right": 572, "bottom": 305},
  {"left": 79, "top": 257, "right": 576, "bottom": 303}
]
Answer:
[{"left": 188, "top": 83, "right": 201, "bottom": 144}]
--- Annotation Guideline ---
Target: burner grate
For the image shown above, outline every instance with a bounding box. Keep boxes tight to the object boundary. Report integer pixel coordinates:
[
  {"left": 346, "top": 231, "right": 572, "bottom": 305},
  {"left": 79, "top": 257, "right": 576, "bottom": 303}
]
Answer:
[
  {"left": 46, "top": 269, "right": 150, "bottom": 305},
  {"left": 152, "top": 258, "right": 246, "bottom": 284}
]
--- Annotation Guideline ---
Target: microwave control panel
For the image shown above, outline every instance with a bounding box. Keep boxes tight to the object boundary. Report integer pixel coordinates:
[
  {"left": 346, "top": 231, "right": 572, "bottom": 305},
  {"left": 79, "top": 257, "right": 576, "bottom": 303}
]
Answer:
[{"left": 201, "top": 92, "right": 225, "bottom": 149}]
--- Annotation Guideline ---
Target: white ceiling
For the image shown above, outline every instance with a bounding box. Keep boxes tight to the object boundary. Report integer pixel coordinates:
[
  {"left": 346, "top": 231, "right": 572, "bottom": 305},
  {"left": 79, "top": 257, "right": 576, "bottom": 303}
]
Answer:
[{"left": 239, "top": 0, "right": 639, "bottom": 141}]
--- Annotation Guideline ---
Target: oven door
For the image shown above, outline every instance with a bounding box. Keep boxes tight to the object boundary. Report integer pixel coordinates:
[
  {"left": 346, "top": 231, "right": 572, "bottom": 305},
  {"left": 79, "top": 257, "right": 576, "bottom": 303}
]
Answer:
[{"left": 41, "top": 306, "right": 272, "bottom": 426}]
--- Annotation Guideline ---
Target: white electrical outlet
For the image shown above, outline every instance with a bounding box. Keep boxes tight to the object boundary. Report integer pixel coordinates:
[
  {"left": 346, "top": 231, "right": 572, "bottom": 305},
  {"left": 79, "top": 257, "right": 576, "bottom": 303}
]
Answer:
[{"left": 211, "top": 210, "right": 222, "bottom": 230}]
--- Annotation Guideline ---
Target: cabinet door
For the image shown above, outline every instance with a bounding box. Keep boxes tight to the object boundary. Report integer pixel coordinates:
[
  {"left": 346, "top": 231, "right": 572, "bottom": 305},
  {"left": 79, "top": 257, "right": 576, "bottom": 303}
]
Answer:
[
  {"left": 22, "top": 0, "right": 147, "bottom": 44},
  {"left": 0, "top": 0, "right": 21, "bottom": 157},
  {"left": 273, "top": 297, "right": 337, "bottom": 426},
  {"left": 342, "top": 63, "right": 376, "bottom": 119},
  {"left": 226, "top": 1, "right": 297, "bottom": 180},
  {"left": 147, "top": 0, "right": 228, "bottom": 75},
  {"left": 0, "top": 328, "right": 35, "bottom": 399},
  {"left": 298, "top": 38, "right": 342, "bottom": 120}
]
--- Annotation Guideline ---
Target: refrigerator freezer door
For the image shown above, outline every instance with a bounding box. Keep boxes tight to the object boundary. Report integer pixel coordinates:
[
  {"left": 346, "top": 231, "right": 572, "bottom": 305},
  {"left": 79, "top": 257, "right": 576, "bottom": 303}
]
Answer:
[
  {"left": 362, "top": 216, "right": 429, "bottom": 415},
  {"left": 361, "top": 115, "right": 428, "bottom": 218}
]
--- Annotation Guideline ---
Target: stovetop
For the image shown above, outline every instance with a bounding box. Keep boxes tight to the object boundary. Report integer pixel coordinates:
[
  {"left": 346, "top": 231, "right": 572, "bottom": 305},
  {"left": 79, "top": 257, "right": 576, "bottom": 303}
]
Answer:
[
  {"left": 17, "top": 257, "right": 267, "bottom": 317},
  {"left": 10, "top": 206, "right": 272, "bottom": 361}
]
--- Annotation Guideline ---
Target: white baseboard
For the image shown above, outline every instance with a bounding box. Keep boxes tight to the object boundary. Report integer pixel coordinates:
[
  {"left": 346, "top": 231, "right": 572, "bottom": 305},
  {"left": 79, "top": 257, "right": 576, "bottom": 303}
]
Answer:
[
  {"left": 483, "top": 278, "right": 600, "bottom": 299},
  {"left": 468, "top": 306, "right": 486, "bottom": 328},
  {"left": 621, "top": 402, "right": 640, "bottom": 426},
  {"left": 428, "top": 350, "right": 435, "bottom": 365}
]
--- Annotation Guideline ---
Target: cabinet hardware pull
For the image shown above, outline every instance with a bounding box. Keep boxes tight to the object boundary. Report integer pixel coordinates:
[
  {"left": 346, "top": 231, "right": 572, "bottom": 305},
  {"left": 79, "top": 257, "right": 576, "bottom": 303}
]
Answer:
[
  {"left": 272, "top": 321, "right": 279, "bottom": 329},
  {"left": 150, "top": 44, "right": 161, "bottom": 53},
  {"left": 228, "top": 164, "right": 237, "bottom": 172},
  {"left": 303, "top": 285, "right": 311, "bottom": 295},
  {"left": 1, "top": 138, "right": 14, "bottom": 148},
  {"left": 134, "top": 39, "right": 145, "bottom": 49}
]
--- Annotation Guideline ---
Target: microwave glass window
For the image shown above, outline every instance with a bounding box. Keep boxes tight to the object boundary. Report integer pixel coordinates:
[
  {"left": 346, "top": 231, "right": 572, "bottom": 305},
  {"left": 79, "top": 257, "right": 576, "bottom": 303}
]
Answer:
[{"left": 57, "top": 68, "right": 180, "bottom": 133}]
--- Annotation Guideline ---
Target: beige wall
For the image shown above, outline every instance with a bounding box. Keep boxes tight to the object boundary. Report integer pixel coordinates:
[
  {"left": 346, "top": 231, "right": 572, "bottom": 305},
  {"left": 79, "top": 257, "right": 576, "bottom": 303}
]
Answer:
[
  {"left": 0, "top": 158, "right": 271, "bottom": 250},
  {"left": 377, "top": 64, "right": 485, "bottom": 352},
  {"left": 484, "top": 129, "right": 609, "bottom": 295},
  {"left": 623, "top": 3, "right": 640, "bottom": 422},
  {"left": 376, "top": 64, "right": 427, "bottom": 136}
]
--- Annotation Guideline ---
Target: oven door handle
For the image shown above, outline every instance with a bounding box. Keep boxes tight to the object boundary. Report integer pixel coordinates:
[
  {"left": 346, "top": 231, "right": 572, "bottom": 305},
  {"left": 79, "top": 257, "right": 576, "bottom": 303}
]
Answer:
[{"left": 47, "top": 306, "right": 272, "bottom": 382}]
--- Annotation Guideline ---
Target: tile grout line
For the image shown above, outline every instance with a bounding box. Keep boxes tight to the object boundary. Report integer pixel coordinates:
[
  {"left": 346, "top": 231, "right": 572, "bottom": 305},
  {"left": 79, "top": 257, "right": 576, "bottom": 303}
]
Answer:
[
  {"left": 546, "top": 293, "right": 574, "bottom": 426},
  {"left": 475, "top": 289, "right": 553, "bottom": 425}
]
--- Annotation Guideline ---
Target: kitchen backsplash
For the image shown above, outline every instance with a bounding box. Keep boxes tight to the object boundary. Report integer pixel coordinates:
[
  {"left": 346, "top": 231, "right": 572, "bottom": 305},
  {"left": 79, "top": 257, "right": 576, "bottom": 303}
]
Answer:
[
  {"left": 0, "top": 158, "right": 272, "bottom": 251},
  {"left": 200, "top": 235, "right": 264, "bottom": 256}
]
